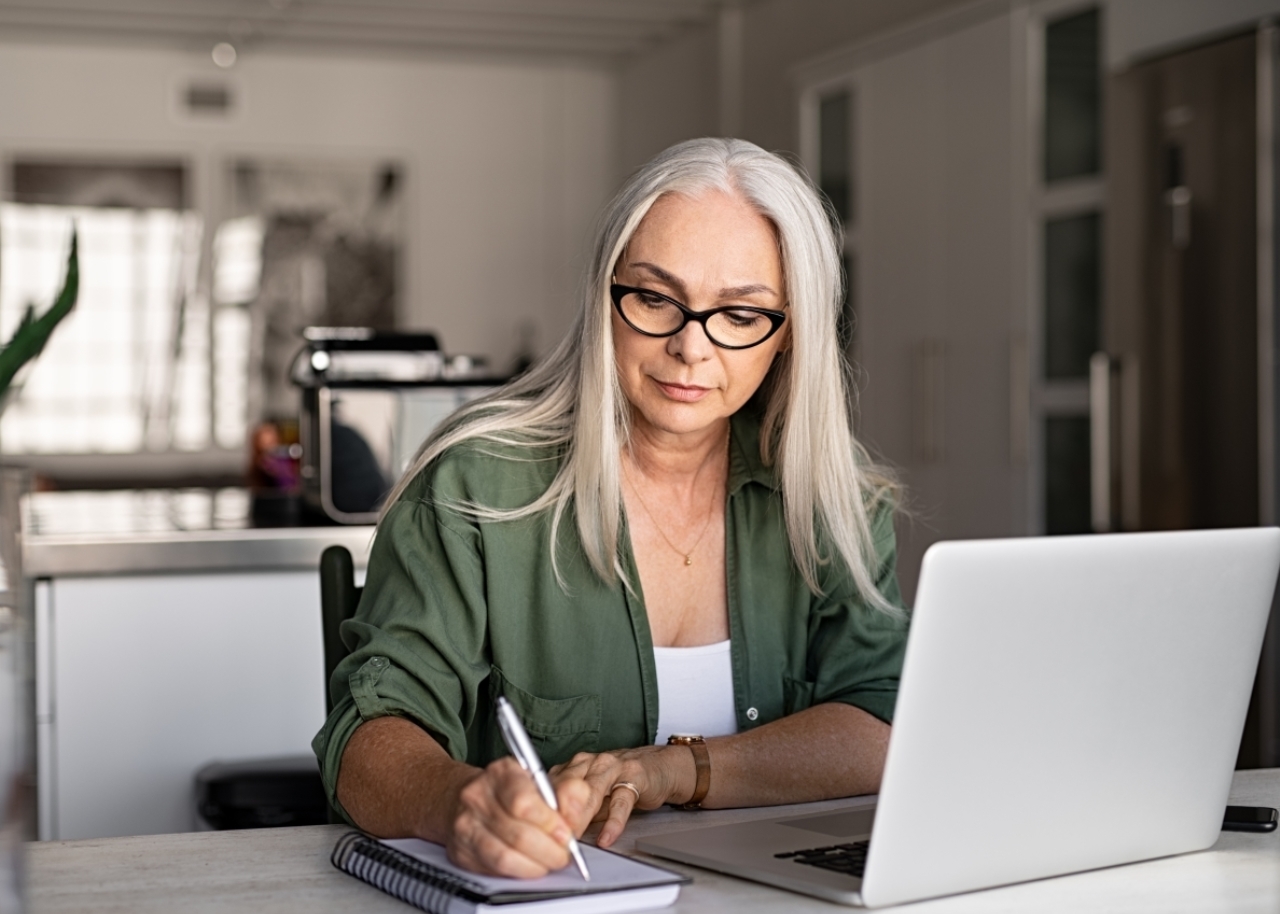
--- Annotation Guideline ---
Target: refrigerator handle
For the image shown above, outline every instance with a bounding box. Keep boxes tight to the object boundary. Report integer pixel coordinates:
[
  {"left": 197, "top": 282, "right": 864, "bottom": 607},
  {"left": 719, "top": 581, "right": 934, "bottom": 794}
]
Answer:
[{"left": 1090, "top": 352, "right": 1117, "bottom": 532}]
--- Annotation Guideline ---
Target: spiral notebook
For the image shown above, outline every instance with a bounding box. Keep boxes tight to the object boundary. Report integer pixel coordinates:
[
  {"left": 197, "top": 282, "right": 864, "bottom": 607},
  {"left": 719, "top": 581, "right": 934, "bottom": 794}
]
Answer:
[{"left": 331, "top": 831, "right": 689, "bottom": 914}]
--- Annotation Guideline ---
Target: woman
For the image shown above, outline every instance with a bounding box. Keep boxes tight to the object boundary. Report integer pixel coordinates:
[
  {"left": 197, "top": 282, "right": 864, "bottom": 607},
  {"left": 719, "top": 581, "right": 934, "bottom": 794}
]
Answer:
[{"left": 313, "top": 137, "right": 909, "bottom": 878}]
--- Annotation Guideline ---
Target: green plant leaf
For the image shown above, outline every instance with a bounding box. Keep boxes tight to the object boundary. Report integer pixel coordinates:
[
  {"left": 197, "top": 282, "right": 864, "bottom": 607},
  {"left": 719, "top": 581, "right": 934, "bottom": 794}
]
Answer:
[{"left": 0, "top": 229, "right": 79, "bottom": 396}]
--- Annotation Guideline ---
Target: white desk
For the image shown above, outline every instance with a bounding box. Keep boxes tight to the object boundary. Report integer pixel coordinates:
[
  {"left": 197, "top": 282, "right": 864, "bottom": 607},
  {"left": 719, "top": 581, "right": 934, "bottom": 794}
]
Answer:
[{"left": 29, "top": 768, "right": 1280, "bottom": 913}]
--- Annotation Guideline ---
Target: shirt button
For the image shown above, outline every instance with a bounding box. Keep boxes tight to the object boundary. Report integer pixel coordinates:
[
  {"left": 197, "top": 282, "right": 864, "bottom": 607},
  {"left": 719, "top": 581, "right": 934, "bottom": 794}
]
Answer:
[{"left": 746, "top": 707, "right": 759, "bottom": 721}]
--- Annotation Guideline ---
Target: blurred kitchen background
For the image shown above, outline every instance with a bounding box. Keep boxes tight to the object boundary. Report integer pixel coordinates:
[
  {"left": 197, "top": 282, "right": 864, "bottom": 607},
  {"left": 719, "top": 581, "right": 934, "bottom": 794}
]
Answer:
[{"left": 3, "top": 0, "right": 1280, "bottom": 842}]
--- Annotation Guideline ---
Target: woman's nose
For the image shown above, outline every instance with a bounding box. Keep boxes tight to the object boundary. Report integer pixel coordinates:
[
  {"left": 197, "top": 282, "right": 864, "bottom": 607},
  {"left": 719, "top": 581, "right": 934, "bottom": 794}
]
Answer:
[{"left": 667, "top": 319, "right": 715, "bottom": 362}]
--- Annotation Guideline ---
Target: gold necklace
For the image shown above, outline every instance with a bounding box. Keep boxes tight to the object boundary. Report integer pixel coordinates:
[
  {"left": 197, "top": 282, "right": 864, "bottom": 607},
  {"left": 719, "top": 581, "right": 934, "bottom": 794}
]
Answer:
[{"left": 623, "top": 436, "right": 727, "bottom": 567}]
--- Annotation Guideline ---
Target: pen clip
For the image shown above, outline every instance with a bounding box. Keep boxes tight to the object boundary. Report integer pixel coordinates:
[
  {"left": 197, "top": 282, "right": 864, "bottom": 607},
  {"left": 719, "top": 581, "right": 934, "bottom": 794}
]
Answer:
[{"left": 497, "top": 696, "right": 536, "bottom": 772}]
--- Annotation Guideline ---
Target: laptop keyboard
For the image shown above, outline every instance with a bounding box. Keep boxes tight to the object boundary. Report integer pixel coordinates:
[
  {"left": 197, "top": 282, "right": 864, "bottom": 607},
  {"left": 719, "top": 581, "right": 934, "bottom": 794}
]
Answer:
[{"left": 774, "top": 840, "right": 870, "bottom": 878}]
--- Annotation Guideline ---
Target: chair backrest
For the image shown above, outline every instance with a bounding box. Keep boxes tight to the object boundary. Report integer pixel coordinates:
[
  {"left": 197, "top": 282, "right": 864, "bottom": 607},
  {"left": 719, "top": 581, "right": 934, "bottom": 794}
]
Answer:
[{"left": 319, "top": 545, "right": 362, "bottom": 716}]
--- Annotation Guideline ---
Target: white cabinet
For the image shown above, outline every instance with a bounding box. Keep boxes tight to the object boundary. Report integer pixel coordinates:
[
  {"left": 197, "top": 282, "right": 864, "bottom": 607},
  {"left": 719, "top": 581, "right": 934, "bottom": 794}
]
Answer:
[
  {"left": 857, "top": 13, "right": 1027, "bottom": 594},
  {"left": 36, "top": 571, "right": 327, "bottom": 840},
  {"left": 798, "top": 8, "right": 1030, "bottom": 600}
]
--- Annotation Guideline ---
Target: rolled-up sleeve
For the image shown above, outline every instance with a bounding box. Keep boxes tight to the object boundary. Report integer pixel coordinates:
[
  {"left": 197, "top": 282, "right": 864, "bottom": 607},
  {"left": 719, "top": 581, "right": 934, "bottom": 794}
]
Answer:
[
  {"left": 311, "top": 471, "right": 491, "bottom": 817},
  {"left": 807, "top": 503, "right": 911, "bottom": 724}
]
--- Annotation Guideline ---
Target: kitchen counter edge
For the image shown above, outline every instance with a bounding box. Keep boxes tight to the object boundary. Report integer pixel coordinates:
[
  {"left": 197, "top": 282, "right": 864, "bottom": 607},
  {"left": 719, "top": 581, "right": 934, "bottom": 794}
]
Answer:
[{"left": 23, "top": 525, "right": 376, "bottom": 577}]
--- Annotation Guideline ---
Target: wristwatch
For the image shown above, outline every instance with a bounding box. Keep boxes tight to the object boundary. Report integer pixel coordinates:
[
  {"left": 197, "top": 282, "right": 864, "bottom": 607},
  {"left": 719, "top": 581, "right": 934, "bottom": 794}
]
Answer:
[{"left": 666, "top": 734, "right": 710, "bottom": 809}]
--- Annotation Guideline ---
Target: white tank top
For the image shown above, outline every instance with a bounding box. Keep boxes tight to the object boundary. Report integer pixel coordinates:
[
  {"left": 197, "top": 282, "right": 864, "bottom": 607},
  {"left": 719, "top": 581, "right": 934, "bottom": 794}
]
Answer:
[{"left": 652, "top": 639, "right": 739, "bottom": 744}]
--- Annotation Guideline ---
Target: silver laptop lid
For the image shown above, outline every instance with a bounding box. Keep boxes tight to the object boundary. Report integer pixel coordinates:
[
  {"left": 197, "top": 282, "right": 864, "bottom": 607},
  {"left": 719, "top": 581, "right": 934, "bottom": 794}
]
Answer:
[{"left": 860, "top": 528, "right": 1280, "bottom": 907}]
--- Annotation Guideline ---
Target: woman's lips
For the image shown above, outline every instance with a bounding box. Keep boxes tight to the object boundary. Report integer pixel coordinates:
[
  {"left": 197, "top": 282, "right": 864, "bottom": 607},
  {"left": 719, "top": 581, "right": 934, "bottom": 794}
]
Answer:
[{"left": 655, "top": 380, "right": 711, "bottom": 402}]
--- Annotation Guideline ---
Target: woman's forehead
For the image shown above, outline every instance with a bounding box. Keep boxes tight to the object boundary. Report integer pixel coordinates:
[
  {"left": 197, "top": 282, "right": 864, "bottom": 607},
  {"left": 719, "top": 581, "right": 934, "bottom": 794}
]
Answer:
[
  {"left": 623, "top": 189, "right": 782, "bottom": 290},
  {"left": 638, "top": 188, "right": 771, "bottom": 233}
]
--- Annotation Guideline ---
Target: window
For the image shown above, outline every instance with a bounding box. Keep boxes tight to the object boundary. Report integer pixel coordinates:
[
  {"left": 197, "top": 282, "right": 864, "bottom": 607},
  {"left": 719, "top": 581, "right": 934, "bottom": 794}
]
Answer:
[
  {"left": 812, "top": 87, "right": 859, "bottom": 374},
  {"left": 0, "top": 156, "right": 403, "bottom": 485},
  {"left": 1, "top": 203, "right": 207, "bottom": 453},
  {"left": 0, "top": 160, "right": 214, "bottom": 462},
  {"left": 1034, "top": 6, "right": 1104, "bottom": 535},
  {"left": 1045, "top": 8, "right": 1102, "bottom": 181},
  {"left": 1043, "top": 211, "right": 1101, "bottom": 380},
  {"left": 818, "top": 90, "right": 853, "bottom": 225}
]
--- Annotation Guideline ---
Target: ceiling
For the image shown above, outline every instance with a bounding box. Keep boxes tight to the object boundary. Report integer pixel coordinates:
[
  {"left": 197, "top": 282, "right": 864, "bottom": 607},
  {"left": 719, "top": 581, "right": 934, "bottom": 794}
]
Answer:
[{"left": 0, "top": 0, "right": 734, "bottom": 60}]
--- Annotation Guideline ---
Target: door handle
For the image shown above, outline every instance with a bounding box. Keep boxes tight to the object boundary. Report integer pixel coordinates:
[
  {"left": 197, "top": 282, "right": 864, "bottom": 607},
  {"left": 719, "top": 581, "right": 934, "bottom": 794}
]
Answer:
[
  {"left": 1090, "top": 352, "right": 1117, "bottom": 532},
  {"left": 1166, "top": 185, "right": 1192, "bottom": 248}
]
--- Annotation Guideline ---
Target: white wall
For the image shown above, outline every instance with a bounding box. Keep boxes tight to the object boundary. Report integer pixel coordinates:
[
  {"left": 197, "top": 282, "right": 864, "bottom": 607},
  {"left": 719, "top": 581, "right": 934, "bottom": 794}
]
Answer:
[
  {"left": 739, "top": 0, "right": 978, "bottom": 155},
  {"left": 0, "top": 42, "right": 618, "bottom": 372},
  {"left": 616, "top": 0, "right": 975, "bottom": 175},
  {"left": 618, "top": 23, "right": 718, "bottom": 175}
]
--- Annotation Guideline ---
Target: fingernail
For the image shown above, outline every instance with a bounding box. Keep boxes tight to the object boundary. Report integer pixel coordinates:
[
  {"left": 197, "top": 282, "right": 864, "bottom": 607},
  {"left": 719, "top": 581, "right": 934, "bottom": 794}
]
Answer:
[{"left": 553, "top": 826, "right": 572, "bottom": 845}]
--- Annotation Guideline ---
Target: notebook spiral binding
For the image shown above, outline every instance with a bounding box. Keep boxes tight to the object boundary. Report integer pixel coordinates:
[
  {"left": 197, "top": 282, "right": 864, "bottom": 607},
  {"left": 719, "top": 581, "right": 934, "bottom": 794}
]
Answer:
[{"left": 332, "top": 831, "right": 489, "bottom": 913}]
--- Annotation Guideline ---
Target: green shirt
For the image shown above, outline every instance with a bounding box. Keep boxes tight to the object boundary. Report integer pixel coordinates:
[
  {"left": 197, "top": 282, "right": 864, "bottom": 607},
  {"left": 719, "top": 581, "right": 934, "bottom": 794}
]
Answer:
[{"left": 312, "top": 410, "right": 910, "bottom": 814}]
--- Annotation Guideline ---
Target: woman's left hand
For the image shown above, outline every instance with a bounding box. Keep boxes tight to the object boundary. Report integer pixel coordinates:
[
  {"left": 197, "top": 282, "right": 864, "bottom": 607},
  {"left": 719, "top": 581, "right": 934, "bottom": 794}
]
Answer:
[{"left": 550, "top": 746, "right": 692, "bottom": 848}]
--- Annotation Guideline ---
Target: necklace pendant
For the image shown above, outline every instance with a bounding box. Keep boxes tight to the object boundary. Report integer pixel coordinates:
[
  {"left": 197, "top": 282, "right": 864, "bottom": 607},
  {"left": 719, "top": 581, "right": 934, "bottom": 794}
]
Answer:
[{"left": 684, "top": 555, "right": 692, "bottom": 566}]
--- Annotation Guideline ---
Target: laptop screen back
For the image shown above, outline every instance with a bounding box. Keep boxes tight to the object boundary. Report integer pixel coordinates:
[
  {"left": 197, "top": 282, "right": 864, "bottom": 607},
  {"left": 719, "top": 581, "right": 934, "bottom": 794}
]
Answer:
[{"left": 860, "top": 528, "right": 1280, "bottom": 907}]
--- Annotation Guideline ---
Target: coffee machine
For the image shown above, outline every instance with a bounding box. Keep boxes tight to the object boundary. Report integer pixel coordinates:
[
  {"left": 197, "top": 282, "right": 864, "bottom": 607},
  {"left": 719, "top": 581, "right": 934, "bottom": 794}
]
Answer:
[{"left": 292, "top": 327, "right": 501, "bottom": 524}]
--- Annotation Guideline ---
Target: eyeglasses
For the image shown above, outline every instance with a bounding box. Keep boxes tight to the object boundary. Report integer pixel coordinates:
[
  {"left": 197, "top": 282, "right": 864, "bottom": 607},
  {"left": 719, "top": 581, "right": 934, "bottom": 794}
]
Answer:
[{"left": 609, "top": 284, "right": 788, "bottom": 350}]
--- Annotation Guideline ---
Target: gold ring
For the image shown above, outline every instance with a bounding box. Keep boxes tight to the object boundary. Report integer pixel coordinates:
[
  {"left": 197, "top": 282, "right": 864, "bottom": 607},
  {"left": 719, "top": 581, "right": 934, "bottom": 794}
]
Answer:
[{"left": 611, "top": 781, "right": 641, "bottom": 803}]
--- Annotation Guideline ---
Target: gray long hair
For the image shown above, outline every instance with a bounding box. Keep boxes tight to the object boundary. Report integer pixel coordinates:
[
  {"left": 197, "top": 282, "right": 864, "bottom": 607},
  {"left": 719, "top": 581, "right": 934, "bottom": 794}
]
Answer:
[{"left": 382, "top": 137, "right": 899, "bottom": 614}]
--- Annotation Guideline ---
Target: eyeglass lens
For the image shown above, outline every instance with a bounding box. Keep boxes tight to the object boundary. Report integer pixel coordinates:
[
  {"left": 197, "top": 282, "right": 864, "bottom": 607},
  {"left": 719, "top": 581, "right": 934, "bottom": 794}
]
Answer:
[{"left": 617, "top": 289, "right": 778, "bottom": 348}]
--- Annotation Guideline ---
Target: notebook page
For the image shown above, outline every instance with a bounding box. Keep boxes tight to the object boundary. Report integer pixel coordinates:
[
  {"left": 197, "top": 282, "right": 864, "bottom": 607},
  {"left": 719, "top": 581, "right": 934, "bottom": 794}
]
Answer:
[{"left": 379, "top": 838, "right": 684, "bottom": 898}]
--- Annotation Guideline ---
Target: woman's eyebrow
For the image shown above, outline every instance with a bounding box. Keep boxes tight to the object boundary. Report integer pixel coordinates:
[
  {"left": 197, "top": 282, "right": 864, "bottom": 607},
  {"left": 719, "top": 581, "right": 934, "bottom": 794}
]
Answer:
[
  {"left": 719, "top": 282, "right": 778, "bottom": 299},
  {"left": 628, "top": 261, "right": 778, "bottom": 300},
  {"left": 630, "top": 262, "right": 684, "bottom": 290}
]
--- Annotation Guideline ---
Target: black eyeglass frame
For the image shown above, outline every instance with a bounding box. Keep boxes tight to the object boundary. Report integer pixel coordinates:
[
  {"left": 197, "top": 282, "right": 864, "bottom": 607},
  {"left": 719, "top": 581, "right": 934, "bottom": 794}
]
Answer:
[{"left": 609, "top": 284, "right": 788, "bottom": 350}]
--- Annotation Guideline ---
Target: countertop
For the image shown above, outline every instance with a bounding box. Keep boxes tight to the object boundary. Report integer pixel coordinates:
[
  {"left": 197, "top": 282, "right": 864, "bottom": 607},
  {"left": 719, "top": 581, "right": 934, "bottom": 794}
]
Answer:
[
  {"left": 22, "top": 488, "right": 374, "bottom": 576},
  {"left": 27, "top": 769, "right": 1280, "bottom": 914}
]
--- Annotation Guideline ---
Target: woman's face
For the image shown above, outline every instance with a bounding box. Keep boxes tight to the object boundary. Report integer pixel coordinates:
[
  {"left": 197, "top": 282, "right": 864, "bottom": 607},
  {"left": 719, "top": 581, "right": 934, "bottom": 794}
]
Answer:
[{"left": 612, "top": 189, "right": 788, "bottom": 445}]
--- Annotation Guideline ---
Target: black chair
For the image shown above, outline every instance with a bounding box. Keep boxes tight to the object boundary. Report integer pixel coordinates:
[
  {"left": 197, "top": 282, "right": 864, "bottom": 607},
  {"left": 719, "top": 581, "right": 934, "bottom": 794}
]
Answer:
[
  {"left": 319, "top": 545, "right": 362, "bottom": 822},
  {"left": 320, "top": 544, "right": 362, "bottom": 714}
]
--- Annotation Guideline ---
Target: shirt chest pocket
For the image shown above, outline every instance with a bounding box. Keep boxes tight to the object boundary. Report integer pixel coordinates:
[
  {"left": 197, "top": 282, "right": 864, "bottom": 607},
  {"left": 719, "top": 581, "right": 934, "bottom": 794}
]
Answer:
[{"left": 486, "top": 666, "right": 601, "bottom": 767}]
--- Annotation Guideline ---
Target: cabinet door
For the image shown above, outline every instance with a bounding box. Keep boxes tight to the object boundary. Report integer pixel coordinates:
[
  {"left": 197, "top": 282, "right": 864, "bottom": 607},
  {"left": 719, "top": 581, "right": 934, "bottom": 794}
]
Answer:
[
  {"left": 43, "top": 571, "right": 325, "bottom": 840},
  {"left": 855, "top": 12, "right": 1021, "bottom": 599}
]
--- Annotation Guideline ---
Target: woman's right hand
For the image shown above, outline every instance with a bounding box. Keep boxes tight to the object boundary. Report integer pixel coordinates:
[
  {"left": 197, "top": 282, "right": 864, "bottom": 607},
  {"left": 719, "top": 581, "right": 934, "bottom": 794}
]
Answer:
[
  {"left": 336, "top": 717, "right": 596, "bottom": 878},
  {"left": 444, "top": 756, "right": 594, "bottom": 878}
]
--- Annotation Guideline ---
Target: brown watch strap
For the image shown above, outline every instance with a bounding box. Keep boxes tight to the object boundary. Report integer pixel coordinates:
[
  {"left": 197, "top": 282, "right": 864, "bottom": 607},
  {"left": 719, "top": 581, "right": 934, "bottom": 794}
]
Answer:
[{"left": 667, "top": 735, "right": 710, "bottom": 809}]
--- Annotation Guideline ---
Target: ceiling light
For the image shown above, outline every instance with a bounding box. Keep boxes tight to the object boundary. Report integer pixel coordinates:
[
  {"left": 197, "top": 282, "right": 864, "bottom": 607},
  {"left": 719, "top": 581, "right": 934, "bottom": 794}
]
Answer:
[{"left": 212, "top": 42, "right": 237, "bottom": 69}]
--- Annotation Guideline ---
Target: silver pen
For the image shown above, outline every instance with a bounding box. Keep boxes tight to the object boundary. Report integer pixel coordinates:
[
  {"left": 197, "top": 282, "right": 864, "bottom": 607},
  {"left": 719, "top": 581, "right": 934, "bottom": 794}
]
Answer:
[{"left": 495, "top": 696, "right": 591, "bottom": 881}]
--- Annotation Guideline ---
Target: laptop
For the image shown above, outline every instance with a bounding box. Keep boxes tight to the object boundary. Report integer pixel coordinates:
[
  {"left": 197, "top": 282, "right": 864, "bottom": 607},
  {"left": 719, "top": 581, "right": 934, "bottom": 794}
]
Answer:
[{"left": 637, "top": 528, "right": 1280, "bottom": 907}]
